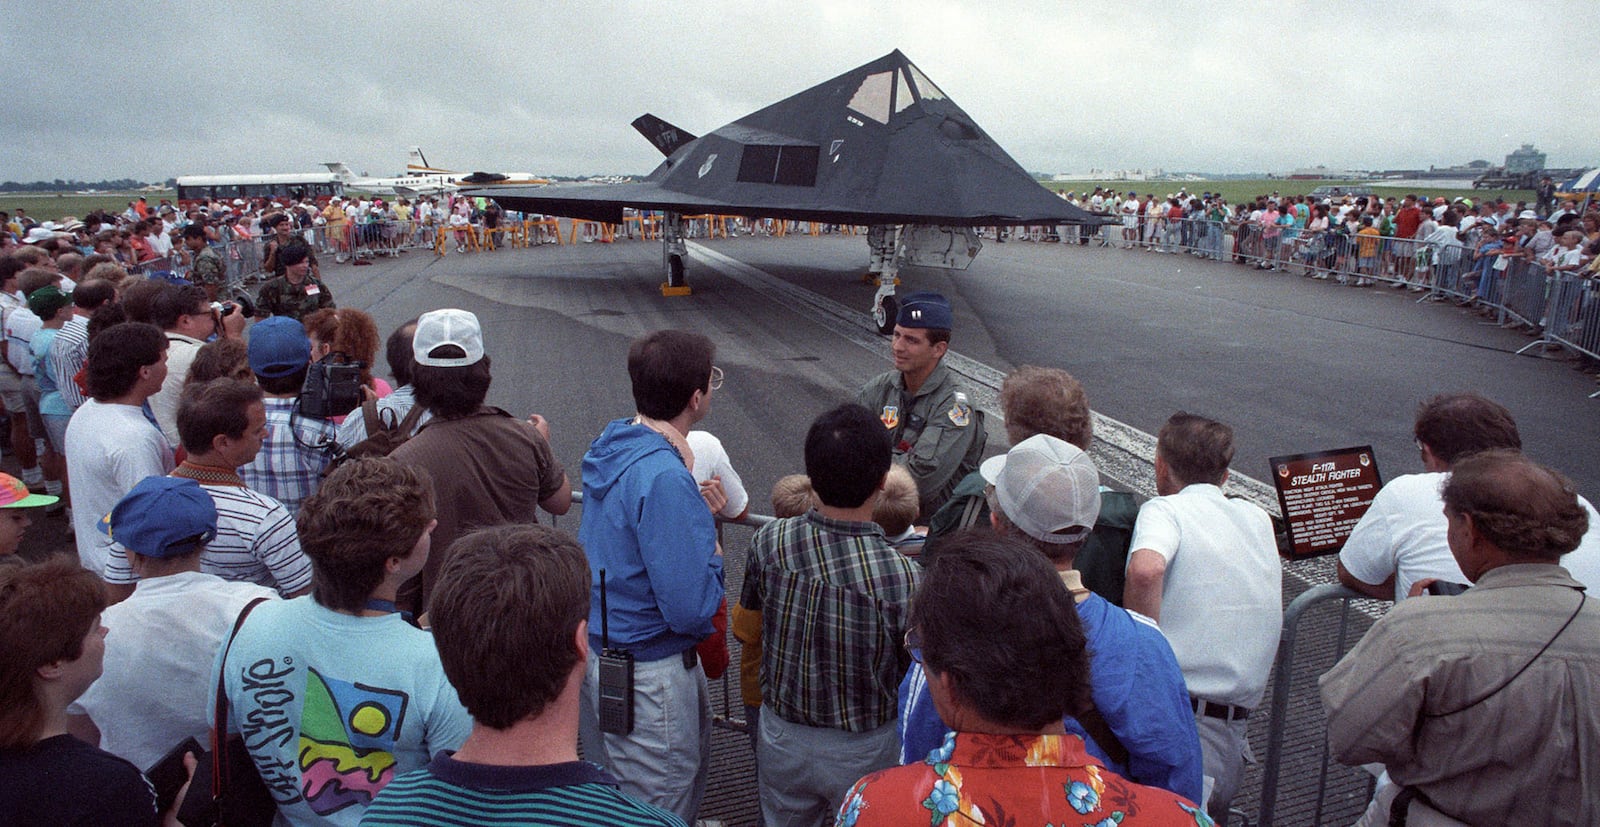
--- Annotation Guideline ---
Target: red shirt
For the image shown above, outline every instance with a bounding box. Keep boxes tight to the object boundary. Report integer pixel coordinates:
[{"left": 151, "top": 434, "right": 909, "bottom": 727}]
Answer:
[
  {"left": 1396, "top": 206, "right": 1422, "bottom": 240},
  {"left": 836, "top": 732, "right": 1208, "bottom": 826}
]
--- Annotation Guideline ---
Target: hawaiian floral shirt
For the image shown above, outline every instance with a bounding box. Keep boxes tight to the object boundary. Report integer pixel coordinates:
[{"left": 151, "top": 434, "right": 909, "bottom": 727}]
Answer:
[{"left": 836, "top": 732, "right": 1211, "bottom": 827}]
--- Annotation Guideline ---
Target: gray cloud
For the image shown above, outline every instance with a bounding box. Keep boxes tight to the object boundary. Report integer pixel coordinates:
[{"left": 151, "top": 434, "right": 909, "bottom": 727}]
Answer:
[{"left": 5, "top": 0, "right": 1595, "bottom": 182}]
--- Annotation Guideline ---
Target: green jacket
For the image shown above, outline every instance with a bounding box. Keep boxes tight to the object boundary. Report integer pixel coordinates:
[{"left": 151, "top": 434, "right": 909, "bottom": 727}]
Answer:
[
  {"left": 254, "top": 275, "right": 334, "bottom": 322},
  {"left": 856, "top": 361, "right": 986, "bottom": 521},
  {"left": 190, "top": 245, "right": 226, "bottom": 287},
  {"left": 922, "top": 477, "right": 1141, "bottom": 607}
]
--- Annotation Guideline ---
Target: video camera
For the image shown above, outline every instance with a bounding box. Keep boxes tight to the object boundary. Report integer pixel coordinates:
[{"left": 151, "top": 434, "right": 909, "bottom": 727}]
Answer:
[{"left": 300, "top": 352, "right": 365, "bottom": 419}]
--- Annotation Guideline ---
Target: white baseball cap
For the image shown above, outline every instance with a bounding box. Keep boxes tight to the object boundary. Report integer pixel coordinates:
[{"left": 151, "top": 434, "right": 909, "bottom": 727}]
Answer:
[
  {"left": 413, "top": 308, "right": 484, "bottom": 367},
  {"left": 979, "top": 434, "right": 1101, "bottom": 544}
]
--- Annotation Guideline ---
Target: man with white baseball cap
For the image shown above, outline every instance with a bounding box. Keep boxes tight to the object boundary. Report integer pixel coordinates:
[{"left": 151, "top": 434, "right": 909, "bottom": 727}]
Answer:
[
  {"left": 389, "top": 308, "right": 571, "bottom": 615},
  {"left": 898, "top": 434, "right": 1204, "bottom": 805}
]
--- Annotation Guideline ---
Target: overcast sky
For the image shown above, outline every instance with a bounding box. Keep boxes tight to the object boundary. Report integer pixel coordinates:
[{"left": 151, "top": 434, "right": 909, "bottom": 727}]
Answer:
[{"left": 6, "top": 1, "right": 1595, "bottom": 182}]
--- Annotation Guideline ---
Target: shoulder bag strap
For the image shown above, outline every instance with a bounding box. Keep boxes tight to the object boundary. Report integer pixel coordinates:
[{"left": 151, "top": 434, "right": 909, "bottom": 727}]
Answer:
[
  {"left": 395, "top": 401, "right": 426, "bottom": 435},
  {"left": 212, "top": 597, "right": 271, "bottom": 803},
  {"left": 1076, "top": 703, "right": 1130, "bottom": 769},
  {"left": 360, "top": 397, "right": 382, "bottom": 435}
]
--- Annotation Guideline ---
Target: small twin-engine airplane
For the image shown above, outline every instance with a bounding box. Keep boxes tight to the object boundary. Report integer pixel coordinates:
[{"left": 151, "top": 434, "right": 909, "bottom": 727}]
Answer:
[
  {"left": 323, "top": 148, "right": 549, "bottom": 197},
  {"left": 466, "top": 50, "right": 1103, "bottom": 333}
]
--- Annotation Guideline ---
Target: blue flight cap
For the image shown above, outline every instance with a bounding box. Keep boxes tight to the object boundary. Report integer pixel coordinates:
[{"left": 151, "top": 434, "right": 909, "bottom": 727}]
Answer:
[{"left": 895, "top": 292, "right": 952, "bottom": 330}]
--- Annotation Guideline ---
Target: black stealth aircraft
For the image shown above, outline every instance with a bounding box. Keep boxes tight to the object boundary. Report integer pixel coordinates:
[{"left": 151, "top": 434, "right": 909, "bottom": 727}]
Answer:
[{"left": 469, "top": 50, "right": 1101, "bottom": 332}]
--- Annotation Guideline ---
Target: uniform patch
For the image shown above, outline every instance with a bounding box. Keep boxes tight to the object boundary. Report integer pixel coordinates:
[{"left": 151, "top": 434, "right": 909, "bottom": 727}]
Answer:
[
  {"left": 947, "top": 403, "right": 970, "bottom": 427},
  {"left": 880, "top": 405, "right": 900, "bottom": 429}
]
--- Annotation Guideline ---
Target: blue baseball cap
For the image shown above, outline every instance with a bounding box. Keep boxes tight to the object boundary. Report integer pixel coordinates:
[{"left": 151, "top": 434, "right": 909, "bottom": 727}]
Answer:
[
  {"left": 248, "top": 316, "right": 311, "bottom": 378},
  {"left": 99, "top": 476, "right": 218, "bottom": 558},
  {"left": 895, "top": 292, "right": 952, "bottom": 330}
]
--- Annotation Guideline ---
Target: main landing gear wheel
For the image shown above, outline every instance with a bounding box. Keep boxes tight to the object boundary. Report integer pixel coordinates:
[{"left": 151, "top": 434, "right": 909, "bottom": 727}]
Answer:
[
  {"left": 873, "top": 294, "right": 898, "bottom": 335},
  {"left": 667, "top": 254, "right": 686, "bottom": 288}
]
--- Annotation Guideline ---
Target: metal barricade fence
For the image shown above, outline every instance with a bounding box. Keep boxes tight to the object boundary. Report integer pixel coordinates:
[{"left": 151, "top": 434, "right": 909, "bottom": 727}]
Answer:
[
  {"left": 1051, "top": 213, "right": 1600, "bottom": 396},
  {"left": 1258, "top": 583, "right": 1377, "bottom": 827},
  {"left": 1500, "top": 258, "right": 1551, "bottom": 330},
  {"left": 129, "top": 234, "right": 266, "bottom": 289},
  {"left": 1520, "top": 266, "right": 1600, "bottom": 383}
]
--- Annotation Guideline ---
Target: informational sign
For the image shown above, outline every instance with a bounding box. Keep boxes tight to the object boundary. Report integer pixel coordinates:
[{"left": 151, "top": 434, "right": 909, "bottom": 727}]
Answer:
[{"left": 1269, "top": 446, "right": 1383, "bottom": 559}]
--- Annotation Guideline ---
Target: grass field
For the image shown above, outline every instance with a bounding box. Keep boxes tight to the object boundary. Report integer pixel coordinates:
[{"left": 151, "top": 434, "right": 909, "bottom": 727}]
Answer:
[
  {"left": 1042, "top": 179, "right": 1537, "bottom": 206},
  {"left": 1, "top": 191, "right": 175, "bottom": 223}
]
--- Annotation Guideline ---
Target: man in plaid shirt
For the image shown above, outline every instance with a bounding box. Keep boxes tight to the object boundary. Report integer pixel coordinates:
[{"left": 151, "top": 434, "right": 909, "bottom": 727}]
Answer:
[
  {"left": 239, "top": 316, "right": 336, "bottom": 515},
  {"left": 738, "top": 403, "right": 921, "bottom": 825}
]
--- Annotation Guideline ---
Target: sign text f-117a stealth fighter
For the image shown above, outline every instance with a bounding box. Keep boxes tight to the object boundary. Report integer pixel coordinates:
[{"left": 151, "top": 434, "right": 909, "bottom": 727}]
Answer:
[{"left": 468, "top": 50, "right": 1102, "bottom": 332}]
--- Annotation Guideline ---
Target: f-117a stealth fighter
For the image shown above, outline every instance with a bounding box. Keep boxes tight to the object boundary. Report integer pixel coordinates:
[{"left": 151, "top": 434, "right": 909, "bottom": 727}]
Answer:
[{"left": 468, "top": 50, "right": 1101, "bottom": 332}]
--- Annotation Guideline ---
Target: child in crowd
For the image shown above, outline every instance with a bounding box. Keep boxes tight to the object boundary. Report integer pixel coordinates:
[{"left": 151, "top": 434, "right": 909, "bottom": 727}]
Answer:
[
  {"left": 1355, "top": 216, "right": 1381, "bottom": 285},
  {"left": 730, "top": 473, "right": 815, "bottom": 785},
  {"left": 874, "top": 464, "right": 925, "bottom": 559}
]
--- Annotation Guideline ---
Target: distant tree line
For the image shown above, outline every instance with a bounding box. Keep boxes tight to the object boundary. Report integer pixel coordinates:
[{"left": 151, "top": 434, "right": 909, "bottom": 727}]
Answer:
[{"left": 0, "top": 178, "right": 172, "bottom": 192}]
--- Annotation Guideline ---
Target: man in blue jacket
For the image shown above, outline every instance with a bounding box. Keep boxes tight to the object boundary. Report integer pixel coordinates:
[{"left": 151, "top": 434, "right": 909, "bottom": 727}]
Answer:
[
  {"left": 898, "top": 434, "right": 1204, "bottom": 805},
  {"left": 577, "top": 329, "right": 724, "bottom": 825}
]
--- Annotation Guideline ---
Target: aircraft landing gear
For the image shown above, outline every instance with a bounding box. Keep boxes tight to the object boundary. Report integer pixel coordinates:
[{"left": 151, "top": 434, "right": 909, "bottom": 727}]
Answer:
[
  {"left": 867, "top": 224, "right": 902, "bottom": 334},
  {"left": 661, "top": 211, "right": 690, "bottom": 296}
]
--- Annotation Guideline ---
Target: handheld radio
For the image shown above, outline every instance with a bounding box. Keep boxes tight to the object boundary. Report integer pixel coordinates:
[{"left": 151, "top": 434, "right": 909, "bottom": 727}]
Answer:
[{"left": 597, "top": 568, "right": 635, "bottom": 735}]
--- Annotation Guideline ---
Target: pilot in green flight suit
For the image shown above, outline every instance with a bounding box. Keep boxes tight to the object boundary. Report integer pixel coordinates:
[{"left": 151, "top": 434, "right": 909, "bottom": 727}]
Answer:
[{"left": 855, "top": 291, "right": 986, "bottom": 522}]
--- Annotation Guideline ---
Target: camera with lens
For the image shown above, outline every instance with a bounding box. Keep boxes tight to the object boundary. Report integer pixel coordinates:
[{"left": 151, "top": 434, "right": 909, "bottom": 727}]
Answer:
[
  {"left": 209, "top": 294, "right": 256, "bottom": 319},
  {"left": 300, "top": 353, "right": 365, "bottom": 419}
]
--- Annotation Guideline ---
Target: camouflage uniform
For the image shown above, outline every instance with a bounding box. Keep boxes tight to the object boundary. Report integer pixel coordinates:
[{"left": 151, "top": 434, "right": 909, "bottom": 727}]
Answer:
[
  {"left": 190, "top": 244, "right": 226, "bottom": 289},
  {"left": 856, "top": 361, "right": 986, "bottom": 522},
  {"left": 254, "top": 275, "right": 334, "bottom": 322}
]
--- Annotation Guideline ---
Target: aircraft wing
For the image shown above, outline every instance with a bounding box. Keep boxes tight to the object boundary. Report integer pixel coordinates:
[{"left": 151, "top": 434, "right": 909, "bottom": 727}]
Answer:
[{"left": 467, "top": 50, "right": 1103, "bottom": 228}]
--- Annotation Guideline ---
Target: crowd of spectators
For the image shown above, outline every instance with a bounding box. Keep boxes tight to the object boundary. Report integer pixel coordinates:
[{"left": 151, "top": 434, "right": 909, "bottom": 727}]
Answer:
[
  {"left": 1046, "top": 187, "right": 1600, "bottom": 299},
  {"left": 1, "top": 191, "right": 1596, "bottom": 827}
]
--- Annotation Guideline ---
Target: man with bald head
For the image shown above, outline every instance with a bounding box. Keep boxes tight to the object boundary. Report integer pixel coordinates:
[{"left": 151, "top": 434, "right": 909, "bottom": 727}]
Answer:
[{"left": 1321, "top": 450, "right": 1600, "bottom": 826}]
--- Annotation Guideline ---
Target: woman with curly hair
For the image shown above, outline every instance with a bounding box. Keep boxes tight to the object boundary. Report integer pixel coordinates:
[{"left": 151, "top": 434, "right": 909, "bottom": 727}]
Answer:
[{"left": 303, "top": 307, "right": 391, "bottom": 398}]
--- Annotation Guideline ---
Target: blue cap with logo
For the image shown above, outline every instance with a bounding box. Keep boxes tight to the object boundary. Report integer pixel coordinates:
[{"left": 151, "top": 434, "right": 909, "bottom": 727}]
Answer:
[
  {"left": 895, "top": 291, "right": 952, "bottom": 330},
  {"left": 99, "top": 476, "right": 218, "bottom": 558},
  {"left": 248, "top": 316, "right": 311, "bottom": 378}
]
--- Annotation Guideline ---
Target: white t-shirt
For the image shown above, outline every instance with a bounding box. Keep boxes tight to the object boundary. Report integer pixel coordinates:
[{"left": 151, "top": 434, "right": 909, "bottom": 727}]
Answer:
[
  {"left": 70, "top": 571, "right": 277, "bottom": 770},
  {"left": 1340, "top": 471, "right": 1600, "bottom": 601},
  {"left": 1129, "top": 483, "right": 1282, "bottom": 707},
  {"left": 65, "top": 400, "right": 174, "bottom": 573},
  {"left": 2, "top": 305, "right": 42, "bottom": 375},
  {"left": 686, "top": 430, "right": 749, "bottom": 520},
  {"left": 147, "top": 232, "right": 173, "bottom": 258},
  {"left": 149, "top": 334, "right": 205, "bottom": 446}
]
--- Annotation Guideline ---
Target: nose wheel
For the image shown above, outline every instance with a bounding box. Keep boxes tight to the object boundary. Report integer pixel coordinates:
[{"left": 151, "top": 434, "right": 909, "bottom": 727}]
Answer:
[
  {"left": 867, "top": 224, "right": 903, "bottom": 335},
  {"left": 660, "top": 212, "right": 692, "bottom": 296},
  {"left": 872, "top": 293, "right": 898, "bottom": 336}
]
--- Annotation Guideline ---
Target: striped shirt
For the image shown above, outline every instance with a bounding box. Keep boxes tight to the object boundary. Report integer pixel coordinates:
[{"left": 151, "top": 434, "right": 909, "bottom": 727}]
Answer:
[
  {"left": 238, "top": 396, "right": 337, "bottom": 515},
  {"left": 360, "top": 754, "right": 684, "bottom": 827},
  {"left": 739, "top": 509, "right": 921, "bottom": 732},
  {"left": 48, "top": 314, "right": 89, "bottom": 410},
  {"left": 102, "top": 463, "right": 312, "bottom": 595}
]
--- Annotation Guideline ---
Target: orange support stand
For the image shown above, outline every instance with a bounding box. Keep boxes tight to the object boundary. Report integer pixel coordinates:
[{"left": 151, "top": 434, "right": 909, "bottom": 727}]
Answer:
[{"left": 568, "top": 220, "right": 616, "bottom": 245}]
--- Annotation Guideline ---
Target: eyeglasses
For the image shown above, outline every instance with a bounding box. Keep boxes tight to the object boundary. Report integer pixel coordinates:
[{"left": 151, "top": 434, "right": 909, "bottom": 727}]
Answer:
[
  {"left": 903, "top": 627, "right": 923, "bottom": 664},
  {"left": 710, "top": 365, "right": 724, "bottom": 391}
]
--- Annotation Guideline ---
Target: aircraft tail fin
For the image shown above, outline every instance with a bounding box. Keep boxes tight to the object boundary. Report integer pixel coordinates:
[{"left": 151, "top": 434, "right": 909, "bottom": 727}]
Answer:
[
  {"left": 407, "top": 146, "right": 448, "bottom": 172},
  {"left": 632, "top": 114, "right": 697, "bottom": 157},
  {"left": 322, "top": 162, "right": 355, "bottom": 182}
]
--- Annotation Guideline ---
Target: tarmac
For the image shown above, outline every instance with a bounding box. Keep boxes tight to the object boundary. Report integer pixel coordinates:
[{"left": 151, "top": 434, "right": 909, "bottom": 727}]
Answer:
[{"left": 14, "top": 227, "right": 1597, "bottom": 825}]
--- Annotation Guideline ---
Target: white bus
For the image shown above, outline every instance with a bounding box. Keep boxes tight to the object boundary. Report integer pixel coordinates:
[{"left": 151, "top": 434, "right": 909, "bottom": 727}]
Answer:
[{"left": 174, "top": 173, "right": 345, "bottom": 208}]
